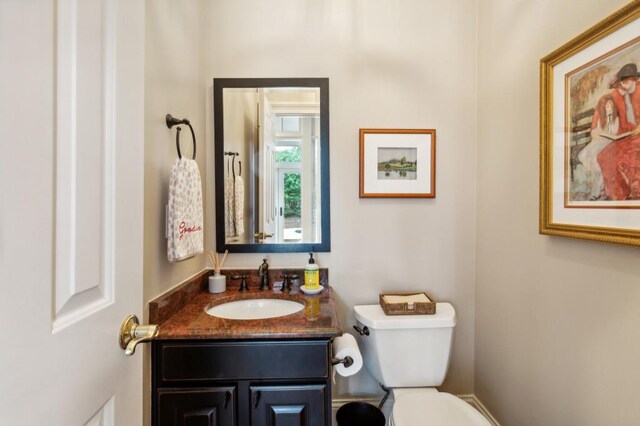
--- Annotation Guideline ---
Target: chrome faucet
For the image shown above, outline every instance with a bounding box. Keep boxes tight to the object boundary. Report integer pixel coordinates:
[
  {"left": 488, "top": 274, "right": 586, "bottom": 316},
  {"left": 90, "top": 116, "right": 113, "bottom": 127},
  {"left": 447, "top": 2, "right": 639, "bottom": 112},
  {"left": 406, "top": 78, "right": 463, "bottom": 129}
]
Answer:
[{"left": 258, "top": 258, "right": 270, "bottom": 290}]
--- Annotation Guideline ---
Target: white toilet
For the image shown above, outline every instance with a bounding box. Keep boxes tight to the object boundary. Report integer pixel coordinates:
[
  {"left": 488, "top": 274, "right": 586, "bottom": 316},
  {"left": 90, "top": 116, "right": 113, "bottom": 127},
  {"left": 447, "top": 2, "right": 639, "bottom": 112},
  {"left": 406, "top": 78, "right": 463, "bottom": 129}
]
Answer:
[{"left": 353, "top": 303, "right": 490, "bottom": 426}]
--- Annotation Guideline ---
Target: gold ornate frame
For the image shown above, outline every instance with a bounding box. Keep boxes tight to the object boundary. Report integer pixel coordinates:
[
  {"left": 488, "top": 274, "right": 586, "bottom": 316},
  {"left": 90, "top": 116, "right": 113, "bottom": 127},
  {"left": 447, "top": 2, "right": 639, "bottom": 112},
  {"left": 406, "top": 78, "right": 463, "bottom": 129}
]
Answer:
[{"left": 540, "top": 0, "right": 640, "bottom": 246}]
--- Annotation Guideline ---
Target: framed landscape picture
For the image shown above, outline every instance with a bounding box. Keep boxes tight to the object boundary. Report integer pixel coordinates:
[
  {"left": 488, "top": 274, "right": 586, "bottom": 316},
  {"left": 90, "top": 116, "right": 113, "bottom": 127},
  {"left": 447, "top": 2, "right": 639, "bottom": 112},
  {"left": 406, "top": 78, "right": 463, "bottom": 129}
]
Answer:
[
  {"left": 540, "top": 0, "right": 640, "bottom": 246},
  {"left": 359, "top": 129, "right": 436, "bottom": 198}
]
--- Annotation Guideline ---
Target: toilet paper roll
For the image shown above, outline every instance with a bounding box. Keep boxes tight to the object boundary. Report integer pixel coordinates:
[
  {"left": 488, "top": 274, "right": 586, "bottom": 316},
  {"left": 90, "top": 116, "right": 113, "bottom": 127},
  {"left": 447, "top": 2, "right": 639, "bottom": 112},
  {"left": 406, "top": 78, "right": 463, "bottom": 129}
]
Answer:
[{"left": 332, "top": 333, "right": 363, "bottom": 379}]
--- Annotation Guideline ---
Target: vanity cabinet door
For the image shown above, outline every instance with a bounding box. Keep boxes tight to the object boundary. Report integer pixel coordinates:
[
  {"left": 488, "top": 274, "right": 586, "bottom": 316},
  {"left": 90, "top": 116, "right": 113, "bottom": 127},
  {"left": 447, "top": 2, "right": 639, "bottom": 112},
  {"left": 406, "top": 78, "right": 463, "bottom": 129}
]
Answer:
[
  {"left": 249, "top": 384, "right": 326, "bottom": 426},
  {"left": 157, "top": 387, "right": 235, "bottom": 426}
]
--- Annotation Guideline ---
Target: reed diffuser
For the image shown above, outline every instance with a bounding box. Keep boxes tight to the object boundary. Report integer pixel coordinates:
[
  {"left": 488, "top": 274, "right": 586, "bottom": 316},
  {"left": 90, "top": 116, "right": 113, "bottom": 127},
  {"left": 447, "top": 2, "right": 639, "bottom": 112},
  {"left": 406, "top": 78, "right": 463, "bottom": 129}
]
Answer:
[{"left": 207, "top": 250, "right": 228, "bottom": 293}]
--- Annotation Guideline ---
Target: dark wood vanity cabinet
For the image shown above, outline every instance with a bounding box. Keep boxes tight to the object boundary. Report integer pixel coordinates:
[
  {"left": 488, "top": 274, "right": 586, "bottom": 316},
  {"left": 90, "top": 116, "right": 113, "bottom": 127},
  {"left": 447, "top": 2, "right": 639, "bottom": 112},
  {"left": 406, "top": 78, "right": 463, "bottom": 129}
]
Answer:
[{"left": 152, "top": 339, "right": 332, "bottom": 426}]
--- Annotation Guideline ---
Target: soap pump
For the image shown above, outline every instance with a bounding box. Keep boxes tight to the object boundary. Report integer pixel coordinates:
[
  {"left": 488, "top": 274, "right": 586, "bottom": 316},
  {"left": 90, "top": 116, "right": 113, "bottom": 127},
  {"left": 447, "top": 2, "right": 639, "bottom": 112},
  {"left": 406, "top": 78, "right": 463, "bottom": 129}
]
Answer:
[{"left": 304, "top": 252, "right": 320, "bottom": 289}]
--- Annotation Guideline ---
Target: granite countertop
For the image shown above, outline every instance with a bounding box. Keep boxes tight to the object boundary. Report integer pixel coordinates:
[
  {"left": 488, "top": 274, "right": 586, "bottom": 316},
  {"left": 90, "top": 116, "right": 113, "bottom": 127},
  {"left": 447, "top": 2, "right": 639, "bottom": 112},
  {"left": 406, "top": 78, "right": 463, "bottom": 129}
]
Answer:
[{"left": 149, "top": 269, "right": 342, "bottom": 340}]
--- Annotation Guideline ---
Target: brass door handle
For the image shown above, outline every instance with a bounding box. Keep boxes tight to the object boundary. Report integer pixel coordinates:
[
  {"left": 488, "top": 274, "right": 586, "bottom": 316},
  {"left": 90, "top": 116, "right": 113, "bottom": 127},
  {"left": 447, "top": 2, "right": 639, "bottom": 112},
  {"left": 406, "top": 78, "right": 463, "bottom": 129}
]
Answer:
[
  {"left": 253, "top": 232, "right": 273, "bottom": 239},
  {"left": 253, "top": 232, "right": 273, "bottom": 242},
  {"left": 119, "top": 314, "right": 159, "bottom": 356}
]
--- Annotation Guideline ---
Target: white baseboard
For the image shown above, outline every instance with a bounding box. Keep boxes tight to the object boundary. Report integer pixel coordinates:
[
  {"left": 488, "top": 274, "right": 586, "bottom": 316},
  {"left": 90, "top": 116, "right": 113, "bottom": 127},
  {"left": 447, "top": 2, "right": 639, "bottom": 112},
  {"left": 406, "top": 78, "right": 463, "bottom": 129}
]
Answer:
[
  {"left": 332, "top": 395, "right": 382, "bottom": 406},
  {"left": 332, "top": 394, "right": 499, "bottom": 426},
  {"left": 458, "top": 394, "right": 500, "bottom": 426}
]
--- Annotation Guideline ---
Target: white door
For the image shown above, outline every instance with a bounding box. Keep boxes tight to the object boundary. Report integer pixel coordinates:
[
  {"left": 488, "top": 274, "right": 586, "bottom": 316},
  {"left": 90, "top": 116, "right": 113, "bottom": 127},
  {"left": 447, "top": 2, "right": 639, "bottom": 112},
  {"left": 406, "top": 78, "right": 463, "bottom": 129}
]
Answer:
[{"left": 0, "top": 1, "right": 145, "bottom": 425}]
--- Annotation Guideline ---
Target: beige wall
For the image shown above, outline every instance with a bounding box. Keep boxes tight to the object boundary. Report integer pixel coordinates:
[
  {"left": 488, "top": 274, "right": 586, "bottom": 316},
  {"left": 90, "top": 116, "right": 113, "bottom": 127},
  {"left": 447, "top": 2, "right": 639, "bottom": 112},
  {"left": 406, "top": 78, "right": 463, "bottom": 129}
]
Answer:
[
  {"left": 203, "top": 0, "right": 478, "bottom": 396},
  {"left": 144, "top": 0, "right": 209, "bottom": 304},
  {"left": 144, "top": 0, "right": 478, "bottom": 397},
  {"left": 475, "top": 0, "right": 640, "bottom": 424},
  {"left": 144, "top": 2, "right": 209, "bottom": 425}
]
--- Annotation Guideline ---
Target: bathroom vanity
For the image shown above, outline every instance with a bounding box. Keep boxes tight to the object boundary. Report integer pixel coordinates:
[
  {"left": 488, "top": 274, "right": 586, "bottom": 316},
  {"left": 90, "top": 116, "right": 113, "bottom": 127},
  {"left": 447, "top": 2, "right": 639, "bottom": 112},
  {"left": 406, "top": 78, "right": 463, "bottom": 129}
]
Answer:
[{"left": 149, "top": 269, "right": 341, "bottom": 426}]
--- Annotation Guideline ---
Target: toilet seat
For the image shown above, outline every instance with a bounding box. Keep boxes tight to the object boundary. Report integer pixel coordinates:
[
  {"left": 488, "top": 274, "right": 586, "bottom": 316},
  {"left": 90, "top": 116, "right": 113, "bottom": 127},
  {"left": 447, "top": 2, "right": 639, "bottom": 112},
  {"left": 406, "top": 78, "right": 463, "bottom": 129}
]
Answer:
[{"left": 390, "top": 392, "right": 491, "bottom": 426}]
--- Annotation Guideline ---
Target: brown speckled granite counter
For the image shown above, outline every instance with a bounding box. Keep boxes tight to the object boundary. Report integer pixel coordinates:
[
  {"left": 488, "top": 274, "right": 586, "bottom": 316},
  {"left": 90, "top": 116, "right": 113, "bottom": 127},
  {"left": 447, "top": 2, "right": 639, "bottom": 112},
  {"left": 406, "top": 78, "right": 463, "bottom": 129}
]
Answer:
[{"left": 149, "top": 268, "right": 341, "bottom": 340}]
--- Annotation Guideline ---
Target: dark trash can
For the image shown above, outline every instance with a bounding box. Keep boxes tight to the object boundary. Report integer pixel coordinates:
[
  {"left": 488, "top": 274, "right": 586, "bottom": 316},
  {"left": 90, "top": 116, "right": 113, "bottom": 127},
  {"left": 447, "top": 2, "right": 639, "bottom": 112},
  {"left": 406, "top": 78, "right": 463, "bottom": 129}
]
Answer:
[{"left": 336, "top": 402, "right": 385, "bottom": 426}]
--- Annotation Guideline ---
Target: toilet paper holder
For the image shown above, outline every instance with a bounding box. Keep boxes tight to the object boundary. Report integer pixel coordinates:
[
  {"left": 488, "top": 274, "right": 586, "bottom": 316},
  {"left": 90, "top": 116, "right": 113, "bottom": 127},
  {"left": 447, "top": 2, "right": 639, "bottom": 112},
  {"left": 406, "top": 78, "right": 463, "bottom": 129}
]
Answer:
[{"left": 331, "top": 356, "right": 354, "bottom": 368}]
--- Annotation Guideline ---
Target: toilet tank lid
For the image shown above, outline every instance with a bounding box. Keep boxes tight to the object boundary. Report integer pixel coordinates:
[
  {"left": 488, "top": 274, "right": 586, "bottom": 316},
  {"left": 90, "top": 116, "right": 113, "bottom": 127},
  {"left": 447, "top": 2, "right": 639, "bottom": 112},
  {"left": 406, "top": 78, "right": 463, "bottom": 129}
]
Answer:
[{"left": 353, "top": 303, "right": 456, "bottom": 329}]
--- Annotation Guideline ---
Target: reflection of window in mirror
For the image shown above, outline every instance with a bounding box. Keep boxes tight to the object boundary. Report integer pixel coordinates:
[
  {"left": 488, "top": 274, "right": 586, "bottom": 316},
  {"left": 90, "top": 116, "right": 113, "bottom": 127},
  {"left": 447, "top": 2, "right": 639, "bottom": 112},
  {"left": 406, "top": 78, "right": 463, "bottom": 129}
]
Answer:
[
  {"left": 273, "top": 115, "right": 320, "bottom": 243},
  {"left": 276, "top": 116, "right": 301, "bottom": 133}
]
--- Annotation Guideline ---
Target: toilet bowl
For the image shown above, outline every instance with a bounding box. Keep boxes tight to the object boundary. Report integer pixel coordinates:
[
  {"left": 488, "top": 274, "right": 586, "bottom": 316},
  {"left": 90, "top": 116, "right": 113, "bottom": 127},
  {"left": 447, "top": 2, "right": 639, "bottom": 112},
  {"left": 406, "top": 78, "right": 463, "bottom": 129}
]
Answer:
[
  {"left": 389, "top": 389, "right": 489, "bottom": 425},
  {"left": 353, "top": 303, "right": 490, "bottom": 425}
]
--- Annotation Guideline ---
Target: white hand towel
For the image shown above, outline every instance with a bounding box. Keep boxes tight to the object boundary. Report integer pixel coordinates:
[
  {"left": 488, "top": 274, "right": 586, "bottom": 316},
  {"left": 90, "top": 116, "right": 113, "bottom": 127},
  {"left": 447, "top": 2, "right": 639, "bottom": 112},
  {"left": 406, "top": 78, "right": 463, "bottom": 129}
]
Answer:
[{"left": 167, "top": 158, "right": 203, "bottom": 262}]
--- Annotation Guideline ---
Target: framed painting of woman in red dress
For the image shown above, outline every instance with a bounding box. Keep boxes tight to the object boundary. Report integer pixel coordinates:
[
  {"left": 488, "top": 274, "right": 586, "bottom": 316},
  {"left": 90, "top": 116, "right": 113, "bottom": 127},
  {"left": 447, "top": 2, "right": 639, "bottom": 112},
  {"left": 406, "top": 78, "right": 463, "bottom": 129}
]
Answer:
[{"left": 541, "top": 0, "right": 640, "bottom": 246}]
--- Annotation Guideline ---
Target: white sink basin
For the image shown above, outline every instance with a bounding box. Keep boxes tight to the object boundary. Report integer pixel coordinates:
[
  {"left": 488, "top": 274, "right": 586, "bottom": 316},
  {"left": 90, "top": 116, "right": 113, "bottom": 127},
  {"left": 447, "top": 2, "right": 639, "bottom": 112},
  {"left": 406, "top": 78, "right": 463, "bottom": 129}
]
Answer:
[{"left": 206, "top": 298, "right": 305, "bottom": 320}]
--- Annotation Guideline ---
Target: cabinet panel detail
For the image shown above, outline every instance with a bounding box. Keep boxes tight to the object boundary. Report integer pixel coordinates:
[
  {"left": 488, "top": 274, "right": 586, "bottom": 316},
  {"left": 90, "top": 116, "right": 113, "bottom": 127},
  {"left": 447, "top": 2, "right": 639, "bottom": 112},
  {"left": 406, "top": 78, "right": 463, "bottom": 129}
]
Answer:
[
  {"left": 159, "top": 341, "right": 328, "bottom": 383},
  {"left": 250, "top": 385, "right": 326, "bottom": 426},
  {"left": 157, "top": 387, "right": 235, "bottom": 426}
]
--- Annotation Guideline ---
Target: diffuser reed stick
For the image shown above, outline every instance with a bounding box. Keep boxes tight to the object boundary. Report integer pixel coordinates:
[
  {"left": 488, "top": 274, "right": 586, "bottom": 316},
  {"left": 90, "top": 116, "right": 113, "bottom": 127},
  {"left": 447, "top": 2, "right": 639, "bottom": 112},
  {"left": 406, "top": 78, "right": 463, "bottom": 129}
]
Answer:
[
  {"left": 208, "top": 250, "right": 228, "bottom": 275},
  {"left": 219, "top": 250, "right": 228, "bottom": 271},
  {"left": 207, "top": 251, "right": 217, "bottom": 270}
]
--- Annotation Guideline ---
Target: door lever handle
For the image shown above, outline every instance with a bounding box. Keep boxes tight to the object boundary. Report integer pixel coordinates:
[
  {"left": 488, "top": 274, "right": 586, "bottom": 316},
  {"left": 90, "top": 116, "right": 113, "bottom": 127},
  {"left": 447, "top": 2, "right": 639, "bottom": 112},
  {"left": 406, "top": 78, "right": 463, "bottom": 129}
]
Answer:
[
  {"left": 253, "top": 232, "right": 273, "bottom": 242},
  {"left": 119, "top": 314, "right": 159, "bottom": 356},
  {"left": 253, "top": 232, "right": 274, "bottom": 238}
]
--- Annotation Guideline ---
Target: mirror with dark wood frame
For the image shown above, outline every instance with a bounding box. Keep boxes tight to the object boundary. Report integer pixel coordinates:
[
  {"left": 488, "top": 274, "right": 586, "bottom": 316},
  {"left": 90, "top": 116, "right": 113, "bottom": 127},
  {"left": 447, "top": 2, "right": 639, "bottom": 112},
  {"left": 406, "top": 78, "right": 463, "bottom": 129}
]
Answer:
[{"left": 214, "top": 78, "right": 330, "bottom": 253}]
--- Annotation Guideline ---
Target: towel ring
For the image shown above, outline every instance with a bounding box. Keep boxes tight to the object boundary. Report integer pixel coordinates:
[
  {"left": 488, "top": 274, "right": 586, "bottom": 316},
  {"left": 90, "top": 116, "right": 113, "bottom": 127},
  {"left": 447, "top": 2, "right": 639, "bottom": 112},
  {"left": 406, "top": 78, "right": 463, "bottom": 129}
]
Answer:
[
  {"left": 176, "top": 123, "right": 196, "bottom": 159},
  {"left": 167, "top": 114, "right": 196, "bottom": 160}
]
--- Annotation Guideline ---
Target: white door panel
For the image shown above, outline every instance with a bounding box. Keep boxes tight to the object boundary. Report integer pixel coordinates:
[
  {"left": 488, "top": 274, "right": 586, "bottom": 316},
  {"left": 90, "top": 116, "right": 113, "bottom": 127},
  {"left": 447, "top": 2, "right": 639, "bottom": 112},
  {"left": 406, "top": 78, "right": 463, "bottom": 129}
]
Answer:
[
  {"left": 0, "top": 0, "right": 144, "bottom": 424},
  {"left": 259, "top": 92, "right": 276, "bottom": 242}
]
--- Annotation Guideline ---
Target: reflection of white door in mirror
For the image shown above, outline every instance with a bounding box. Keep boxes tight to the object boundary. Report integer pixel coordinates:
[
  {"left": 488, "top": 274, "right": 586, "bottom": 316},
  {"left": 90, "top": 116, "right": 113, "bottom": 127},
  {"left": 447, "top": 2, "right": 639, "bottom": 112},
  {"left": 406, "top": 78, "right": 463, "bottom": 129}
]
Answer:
[
  {"left": 259, "top": 95, "right": 321, "bottom": 244},
  {"left": 273, "top": 114, "right": 318, "bottom": 243},
  {"left": 258, "top": 91, "right": 275, "bottom": 243}
]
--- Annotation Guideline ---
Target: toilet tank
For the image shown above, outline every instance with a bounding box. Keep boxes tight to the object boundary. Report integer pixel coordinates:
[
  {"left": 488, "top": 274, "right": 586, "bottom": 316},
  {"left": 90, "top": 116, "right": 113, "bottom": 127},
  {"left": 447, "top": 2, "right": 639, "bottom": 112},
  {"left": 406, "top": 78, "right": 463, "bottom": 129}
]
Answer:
[{"left": 353, "top": 303, "right": 456, "bottom": 388}]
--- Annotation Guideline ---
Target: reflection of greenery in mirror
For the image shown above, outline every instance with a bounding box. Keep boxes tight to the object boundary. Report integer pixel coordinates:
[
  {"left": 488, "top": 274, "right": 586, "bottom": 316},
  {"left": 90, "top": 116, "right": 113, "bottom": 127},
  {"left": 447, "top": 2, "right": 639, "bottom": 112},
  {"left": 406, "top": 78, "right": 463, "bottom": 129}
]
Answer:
[
  {"left": 275, "top": 146, "right": 301, "bottom": 162},
  {"left": 283, "top": 172, "right": 301, "bottom": 240},
  {"left": 214, "top": 78, "right": 330, "bottom": 253},
  {"left": 284, "top": 173, "right": 301, "bottom": 218},
  {"left": 275, "top": 147, "right": 302, "bottom": 218}
]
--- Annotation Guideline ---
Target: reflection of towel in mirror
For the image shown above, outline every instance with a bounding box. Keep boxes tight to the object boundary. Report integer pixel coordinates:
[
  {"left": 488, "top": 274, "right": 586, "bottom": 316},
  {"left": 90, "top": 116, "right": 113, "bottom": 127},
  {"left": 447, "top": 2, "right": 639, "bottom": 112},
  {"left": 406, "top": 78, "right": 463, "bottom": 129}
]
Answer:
[
  {"left": 167, "top": 158, "right": 203, "bottom": 262},
  {"left": 234, "top": 176, "right": 244, "bottom": 236},
  {"left": 224, "top": 174, "right": 244, "bottom": 238},
  {"left": 224, "top": 176, "right": 235, "bottom": 238}
]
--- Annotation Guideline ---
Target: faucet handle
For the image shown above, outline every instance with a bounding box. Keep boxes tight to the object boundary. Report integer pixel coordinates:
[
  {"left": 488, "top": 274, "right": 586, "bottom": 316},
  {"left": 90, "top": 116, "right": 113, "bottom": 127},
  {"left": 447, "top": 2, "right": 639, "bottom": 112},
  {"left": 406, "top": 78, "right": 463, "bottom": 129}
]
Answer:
[
  {"left": 280, "top": 272, "right": 299, "bottom": 292},
  {"left": 231, "top": 274, "right": 250, "bottom": 292},
  {"left": 280, "top": 272, "right": 291, "bottom": 292}
]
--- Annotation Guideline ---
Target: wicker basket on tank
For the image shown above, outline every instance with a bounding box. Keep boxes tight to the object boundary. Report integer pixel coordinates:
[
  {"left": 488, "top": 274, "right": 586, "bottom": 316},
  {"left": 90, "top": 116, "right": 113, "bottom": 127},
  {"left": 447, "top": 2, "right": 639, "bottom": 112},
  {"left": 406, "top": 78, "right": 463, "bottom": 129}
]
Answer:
[{"left": 379, "top": 292, "right": 435, "bottom": 315}]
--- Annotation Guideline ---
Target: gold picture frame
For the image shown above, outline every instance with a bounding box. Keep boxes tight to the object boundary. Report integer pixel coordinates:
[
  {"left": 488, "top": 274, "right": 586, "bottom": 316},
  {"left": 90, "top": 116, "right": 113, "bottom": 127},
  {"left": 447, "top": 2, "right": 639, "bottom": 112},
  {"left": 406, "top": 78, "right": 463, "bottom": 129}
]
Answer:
[
  {"left": 359, "top": 129, "right": 436, "bottom": 198},
  {"left": 540, "top": 0, "right": 640, "bottom": 246}
]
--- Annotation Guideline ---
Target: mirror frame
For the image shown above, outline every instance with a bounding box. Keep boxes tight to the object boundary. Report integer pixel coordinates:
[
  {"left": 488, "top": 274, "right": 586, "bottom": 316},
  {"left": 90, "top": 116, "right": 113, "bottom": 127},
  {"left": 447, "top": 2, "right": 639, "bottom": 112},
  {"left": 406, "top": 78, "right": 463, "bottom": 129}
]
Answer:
[{"left": 213, "top": 78, "right": 331, "bottom": 253}]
